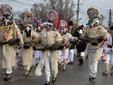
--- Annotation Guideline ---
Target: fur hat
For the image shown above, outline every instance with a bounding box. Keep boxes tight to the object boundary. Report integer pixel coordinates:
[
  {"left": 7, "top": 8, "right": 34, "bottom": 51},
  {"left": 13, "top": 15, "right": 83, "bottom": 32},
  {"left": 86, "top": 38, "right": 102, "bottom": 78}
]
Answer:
[
  {"left": 68, "top": 21, "right": 73, "bottom": 26},
  {"left": 87, "top": 7, "right": 99, "bottom": 18},
  {"left": 110, "top": 26, "right": 113, "bottom": 30}
]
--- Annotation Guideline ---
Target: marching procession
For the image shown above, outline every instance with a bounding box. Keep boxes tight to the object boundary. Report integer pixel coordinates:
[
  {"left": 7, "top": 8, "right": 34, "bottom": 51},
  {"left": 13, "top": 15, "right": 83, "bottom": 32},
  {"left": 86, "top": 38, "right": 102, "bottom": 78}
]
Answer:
[{"left": 0, "top": 3, "right": 112, "bottom": 85}]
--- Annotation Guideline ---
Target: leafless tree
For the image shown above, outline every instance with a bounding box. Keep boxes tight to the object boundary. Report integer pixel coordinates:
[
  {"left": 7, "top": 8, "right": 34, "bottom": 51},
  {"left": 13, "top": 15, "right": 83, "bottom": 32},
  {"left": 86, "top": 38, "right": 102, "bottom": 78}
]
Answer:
[{"left": 31, "top": 0, "right": 75, "bottom": 22}]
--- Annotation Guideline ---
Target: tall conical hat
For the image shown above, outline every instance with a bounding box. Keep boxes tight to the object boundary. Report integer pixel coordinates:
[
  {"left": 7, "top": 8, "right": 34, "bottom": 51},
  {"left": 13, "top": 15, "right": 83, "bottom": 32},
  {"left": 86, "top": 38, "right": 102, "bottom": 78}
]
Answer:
[{"left": 47, "top": 10, "right": 58, "bottom": 29}]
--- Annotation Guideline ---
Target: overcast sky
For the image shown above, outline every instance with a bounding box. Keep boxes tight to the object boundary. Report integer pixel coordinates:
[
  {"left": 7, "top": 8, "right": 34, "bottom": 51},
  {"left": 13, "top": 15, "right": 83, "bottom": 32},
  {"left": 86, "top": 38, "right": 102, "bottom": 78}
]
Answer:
[{"left": 0, "top": 0, "right": 113, "bottom": 27}]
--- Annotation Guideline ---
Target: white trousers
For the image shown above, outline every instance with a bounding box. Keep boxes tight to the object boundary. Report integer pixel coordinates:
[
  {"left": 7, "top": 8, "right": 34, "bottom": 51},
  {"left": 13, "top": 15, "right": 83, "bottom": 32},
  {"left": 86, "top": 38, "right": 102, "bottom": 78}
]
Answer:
[
  {"left": 63, "top": 49, "right": 69, "bottom": 61},
  {"left": 57, "top": 49, "right": 69, "bottom": 64},
  {"left": 45, "top": 52, "right": 51, "bottom": 82},
  {"left": 33, "top": 50, "right": 42, "bottom": 64},
  {"left": 105, "top": 53, "right": 113, "bottom": 65},
  {"left": 57, "top": 50, "right": 62, "bottom": 64},
  {"left": 80, "top": 52, "right": 85, "bottom": 58},
  {"left": 68, "top": 49, "right": 75, "bottom": 62},
  {"left": 88, "top": 51, "right": 99, "bottom": 77}
]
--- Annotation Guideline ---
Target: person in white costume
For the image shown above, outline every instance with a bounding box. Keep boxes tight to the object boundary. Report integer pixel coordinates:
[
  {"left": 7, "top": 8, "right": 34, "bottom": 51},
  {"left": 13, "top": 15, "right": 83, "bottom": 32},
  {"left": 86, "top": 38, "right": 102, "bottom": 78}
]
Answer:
[{"left": 102, "top": 26, "right": 113, "bottom": 76}]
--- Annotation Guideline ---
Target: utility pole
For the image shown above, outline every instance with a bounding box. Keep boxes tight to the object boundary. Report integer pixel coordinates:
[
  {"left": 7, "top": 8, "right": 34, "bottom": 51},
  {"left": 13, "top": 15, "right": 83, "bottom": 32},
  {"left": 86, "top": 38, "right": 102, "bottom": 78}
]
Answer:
[
  {"left": 109, "top": 9, "right": 112, "bottom": 28},
  {"left": 77, "top": 0, "right": 80, "bottom": 22},
  {"left": 76, "top": 0, "right": 80, "bottom": 26},
  {"left": 100, "top": 14, "right": 104, "bottom": 26}
]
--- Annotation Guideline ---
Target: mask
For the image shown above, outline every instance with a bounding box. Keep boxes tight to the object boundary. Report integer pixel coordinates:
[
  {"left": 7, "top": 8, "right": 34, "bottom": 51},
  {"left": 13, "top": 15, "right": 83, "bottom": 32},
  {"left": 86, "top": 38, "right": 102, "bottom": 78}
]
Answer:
[
  {"left": 37, "top": 25, "right": 42, "bottom": 32},
  {"left": 42, "top": 22, "right": 53, "bottom": 31},
  {"left": 25, "top": 25, "right": 32, "bottom": 37},
  {"left": 2, "top": 13, "right": 13, "bottom": 26},
  {"left": 61, "top": 29, "right": 67, "bottom": 34}
]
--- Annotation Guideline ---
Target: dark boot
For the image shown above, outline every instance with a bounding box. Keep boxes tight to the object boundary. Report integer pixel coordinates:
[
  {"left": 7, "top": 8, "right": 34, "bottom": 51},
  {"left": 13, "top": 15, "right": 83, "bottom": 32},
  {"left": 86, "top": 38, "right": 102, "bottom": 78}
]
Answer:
[
  {"left": 4, "top": 73, "right": 13, "bottom": 81},
  {"left": 70, "top": 62, "right": 73, "bottom": 65},
  {"left": 68, "top": 62, "right": 71, "bottom": 65},
  {"left": 44, "top": 81, "right": 50, "bottom": 85},
  {"left": 89, "top": 75, "right": 96, "bottom": 81},
  {"left": 78, "top": 58, "right": 84, "bottom": 65},
  {"left": 52, "top": 77, "right": 57, "bottom": 83}
]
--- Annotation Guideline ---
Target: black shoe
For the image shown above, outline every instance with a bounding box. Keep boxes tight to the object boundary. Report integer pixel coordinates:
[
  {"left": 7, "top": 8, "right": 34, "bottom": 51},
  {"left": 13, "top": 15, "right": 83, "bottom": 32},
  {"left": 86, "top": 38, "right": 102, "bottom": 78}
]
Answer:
[
  {"left": 52, "top": 77, "right": 57, "bottom": 83},
  {"left": 102, "top": 71, "right": 108, "bottom": 76},
  {"left": 35, "top": 63, "right": 38, "bottom": 66},
  {"left": 70, "top": 62, "right": 73, "bottom": 65},
  {"left": 78, "top": 59, "right": 84, "bottom": 65},
  {"left": 44, "top": 81, "right": 50, "bottom": 85},
  {"left": 68, "top": 62, "right": 70, "bottom": 65},
  {"left": 110, "top": 72, "right": 113, "bottom": 75},
  {"left": 4, "top": 73, "right": 13, "bottom": 81},
  {"left": 89, "top": 76, "right": 96, "bottom": 81}
]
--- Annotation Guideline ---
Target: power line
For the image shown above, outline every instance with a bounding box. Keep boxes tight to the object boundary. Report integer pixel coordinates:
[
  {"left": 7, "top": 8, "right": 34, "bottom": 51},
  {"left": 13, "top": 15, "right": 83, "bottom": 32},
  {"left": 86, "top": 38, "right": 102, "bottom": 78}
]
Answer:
[
  {"left": 76, "top": 0, "right": 80, "bottom": 23},
  {"left": 12, "top": 0, "right": 33, "bottom": 6},
  {"left": 0, "top": 0, "right": 32, "bottom": 9},
  {"left": 109, "top": 9, "right": 112, "bottom": 28}
]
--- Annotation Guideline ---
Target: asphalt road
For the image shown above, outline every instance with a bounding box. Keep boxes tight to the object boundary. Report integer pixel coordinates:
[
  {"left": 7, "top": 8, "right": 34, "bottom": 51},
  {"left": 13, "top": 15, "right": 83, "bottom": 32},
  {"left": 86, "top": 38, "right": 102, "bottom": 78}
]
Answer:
[{"left": 0, "top": 57, "right": 113, "bottom": 85}]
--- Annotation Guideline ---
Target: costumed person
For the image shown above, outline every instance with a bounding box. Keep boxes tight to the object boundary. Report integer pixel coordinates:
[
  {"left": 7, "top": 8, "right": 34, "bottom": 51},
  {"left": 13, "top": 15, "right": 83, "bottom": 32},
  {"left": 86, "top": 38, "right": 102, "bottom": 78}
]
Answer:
[
  {"left": 76, "top": 25, "right": 86, "bottom": 65},
  {"left": 102, "top": 26, "right": 113, "bottom": 76},
  {"left": 59, "top": 20, "right": 78, "bottom": 71},
  {"left": 33, "top": 18, "right": 43, "bottom": 65},
  {"left": 20, "top": 11, "right": 39, "bottom": 76},
  {"left": 0, "top": 4, "right": 24, "bottom": 81},
  {"left": 35, "top": 10, "right": 63, "bottom": 85},
  {"left": 57, "top": 20, "right": 68, "bottom": 68},
  {"left": 81, "top": 7, "right": 110, "bottom": 80}
]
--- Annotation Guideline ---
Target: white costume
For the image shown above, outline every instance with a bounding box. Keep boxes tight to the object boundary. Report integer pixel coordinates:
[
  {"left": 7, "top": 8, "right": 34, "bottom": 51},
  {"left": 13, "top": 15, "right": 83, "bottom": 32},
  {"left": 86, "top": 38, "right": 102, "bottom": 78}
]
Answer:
[
  {"left": 33, "top": 50, "right": 42, "bottom": 65},
  {"left": 104, "top": 36, "right": 113, "bottom": 65}
]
